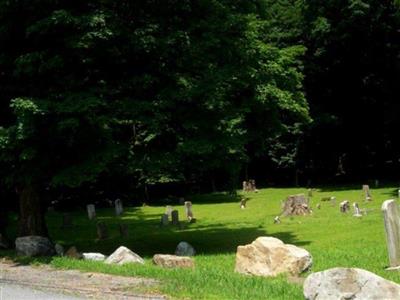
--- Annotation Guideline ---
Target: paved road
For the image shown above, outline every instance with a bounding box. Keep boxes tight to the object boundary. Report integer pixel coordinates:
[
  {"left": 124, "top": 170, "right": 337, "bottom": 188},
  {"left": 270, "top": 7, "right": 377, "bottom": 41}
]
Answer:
[{"left": 0, "top": 282, "right": 84, "bottom": 300}]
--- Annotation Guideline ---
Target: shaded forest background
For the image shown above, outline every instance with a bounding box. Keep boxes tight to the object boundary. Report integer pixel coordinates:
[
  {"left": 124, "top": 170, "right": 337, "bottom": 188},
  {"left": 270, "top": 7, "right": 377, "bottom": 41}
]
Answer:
[{"left": 0, "top": 0, "right": 399, "bottom": 235}]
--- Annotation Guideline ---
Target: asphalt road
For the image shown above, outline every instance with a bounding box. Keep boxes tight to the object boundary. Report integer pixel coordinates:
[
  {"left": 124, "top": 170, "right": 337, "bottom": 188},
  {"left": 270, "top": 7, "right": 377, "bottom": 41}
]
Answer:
[{"left": 0, "top": 282, "right": 84, "bottom": 300}]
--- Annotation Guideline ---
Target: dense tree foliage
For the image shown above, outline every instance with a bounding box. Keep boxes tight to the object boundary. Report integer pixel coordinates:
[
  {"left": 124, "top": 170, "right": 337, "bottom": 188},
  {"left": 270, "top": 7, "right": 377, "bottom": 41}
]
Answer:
[
  {"left": 0, "top": 0, "right": 398, "bottom": 237},
  {"left": 0, "top": 0, "right": 309, "bottom": 235}
]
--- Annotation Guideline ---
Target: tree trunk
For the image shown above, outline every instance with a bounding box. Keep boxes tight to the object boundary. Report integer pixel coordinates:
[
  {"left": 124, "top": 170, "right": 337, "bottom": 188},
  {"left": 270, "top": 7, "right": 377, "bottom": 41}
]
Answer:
[{"left": 18, "top": 185, "right": 48, "bottom": 237}]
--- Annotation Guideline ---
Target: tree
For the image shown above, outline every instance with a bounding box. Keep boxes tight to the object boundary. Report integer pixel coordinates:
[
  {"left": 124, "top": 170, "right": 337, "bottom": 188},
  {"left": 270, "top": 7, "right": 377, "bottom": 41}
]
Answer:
[{"left": 0, "top": 0, "right": 309, "bottom": 236}]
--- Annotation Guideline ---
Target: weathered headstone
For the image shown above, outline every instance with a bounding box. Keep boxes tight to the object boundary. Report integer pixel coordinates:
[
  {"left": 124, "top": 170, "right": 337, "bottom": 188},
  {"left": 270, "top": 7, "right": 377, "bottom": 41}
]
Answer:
[
  {"left": 184, "top": 201, "right": 194, "bottom": 222},
  {"left": 160, "top": 214, "right": 169, "bottom": 226},
  {"left": 308, "top": 189, "right": 313, "bottom": 198},
  {"left": 330, "top": 196, "right": 336, "bottom": 206},
  {"left": 61, "top": 213, "right": 73, "bottom": 228},
  {"left": 339, "top": 200, "right": 350, "bottom": 213},
  {"left": 165, "top": 205, "right": 173, "bottom": 217},
  {"left": 119, "top": 224, "right": 129, "bottom": 237},
  {"left": 375, "top": 179, "right": 379, "bottom": 188},
  {"left": 87, "top": 204, "right": 96, "bottom": 220},
  {"left": 242, "top": 181, "right": 248, "bottom": 192},
  {"left": 96, "top": 222, "right": 108, "bottom": 240},
  {"left": 362, "top": 184, "right": 372, "bottom": 200},
  {"left": 353, "top": 202, "right": 362, "bottom": 217},
  {"left": 243, "top": 180, "right": 257, "bottom": 192},
  {"left": 115, "top": 199, "right": 123, "bottom": 216},
  {"left": 382, "top": 199, "right": 400, "bottom": 269},
  {"left": 240, "top": 198, "right": 247, "bottom": 209},
  {"left": 274, "top": 216, "right": 281, "bottom": 224},
  {"left": 171, "top": 210, "right": 179, "bottom": 226},
  {"left": 282, "top": 194, "right": 311, "bottom": 216}
]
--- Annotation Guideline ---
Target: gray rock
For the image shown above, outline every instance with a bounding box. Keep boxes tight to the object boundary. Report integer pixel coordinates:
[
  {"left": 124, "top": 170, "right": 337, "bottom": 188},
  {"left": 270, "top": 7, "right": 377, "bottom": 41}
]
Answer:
[
  {"left": 82, "top": 252, "right": 106, "bottom": 261},
  {"left": 105, "top": 246, "right": 144, "bottom": 265},
  {"left": 15, "top": 236, "right": 55, "bottom": 257},
  {"left": 175, "top": 241, "right": 196, "bottom": 256},
  {"left": 55, "top": 244, "right": 64, "bottom": 256},
  {"left": 304, "top": 267, "right": 400, "bottom": 300}
]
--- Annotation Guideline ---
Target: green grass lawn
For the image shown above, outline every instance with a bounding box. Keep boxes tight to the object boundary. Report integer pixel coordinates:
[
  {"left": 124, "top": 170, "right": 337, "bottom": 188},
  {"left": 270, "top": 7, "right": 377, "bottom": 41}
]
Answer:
[{"left": 2, "top": 185, "right": 400, "bottom": 299}]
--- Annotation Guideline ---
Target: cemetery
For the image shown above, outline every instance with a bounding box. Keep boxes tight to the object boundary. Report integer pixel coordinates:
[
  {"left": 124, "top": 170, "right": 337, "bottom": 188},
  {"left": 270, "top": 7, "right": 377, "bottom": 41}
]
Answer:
[
  {"left": 2, "top": 185, "right": 400, "bottom": 299},
  {"left": 0, "top": 1, "right": 399, "bottom": 299}
]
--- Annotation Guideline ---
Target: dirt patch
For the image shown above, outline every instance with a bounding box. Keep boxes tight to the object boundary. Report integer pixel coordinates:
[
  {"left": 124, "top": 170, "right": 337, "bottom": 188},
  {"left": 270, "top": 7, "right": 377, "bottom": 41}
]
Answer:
[{"left": 0, "top": 259, "right": 165, "bottom": 299}]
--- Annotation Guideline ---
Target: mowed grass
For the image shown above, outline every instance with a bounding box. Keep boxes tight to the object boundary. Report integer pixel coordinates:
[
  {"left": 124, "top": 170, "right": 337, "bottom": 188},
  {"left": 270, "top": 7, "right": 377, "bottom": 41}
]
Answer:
[{"left": 2, "top": 185, "right": 400, "bottom": 299}]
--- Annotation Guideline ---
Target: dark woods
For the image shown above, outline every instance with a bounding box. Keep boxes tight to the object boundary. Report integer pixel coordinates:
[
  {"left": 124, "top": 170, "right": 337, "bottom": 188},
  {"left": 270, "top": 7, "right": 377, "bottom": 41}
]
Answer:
[{"left": 0, "top": 0, "right": 399, "bottom": 235}]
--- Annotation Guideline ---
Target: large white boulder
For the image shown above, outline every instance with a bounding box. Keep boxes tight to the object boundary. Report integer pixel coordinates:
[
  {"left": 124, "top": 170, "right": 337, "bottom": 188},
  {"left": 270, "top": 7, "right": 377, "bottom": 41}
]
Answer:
[
  {"left": 304, "top": 267, "right": 400, "bottom": 300},
  {"left": 235, "top": 237, "right": 312, "bottom": 277},
  {"left": 105, "top": 246, "right": 144, "bottom": 265},
  {"left": 15, "top": 236, "right": 55, "bottom": 257}
]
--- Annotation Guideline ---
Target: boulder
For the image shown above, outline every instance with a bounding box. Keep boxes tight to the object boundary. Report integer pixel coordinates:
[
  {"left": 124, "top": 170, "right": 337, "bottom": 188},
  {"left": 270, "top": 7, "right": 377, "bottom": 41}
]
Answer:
[
  {"left": 15, "top": 236, "right": 55, "bottom": 257},
  {"left": 304, "top": 267, "right": 400, "bottom": 300},
  {"left": 153, "top": 254, "right": 194, "bottom": 268},
  {"left": 235, "top": 237, "right": 312, "bottom": 277},
  {"left": 65, "top": 246, "right": 83, "bottom": 259},
  {"left": 82, "top": 253, "right": 106, "bottom": 261},
  {"left": 105, "top": 246, "right": 144, "bottom": 265},
  {"left": 175, "top": 241, "right": 196, "bottom": 256},
  {"left": 55, "top": 244, "right": 64, "bottom": 256}
]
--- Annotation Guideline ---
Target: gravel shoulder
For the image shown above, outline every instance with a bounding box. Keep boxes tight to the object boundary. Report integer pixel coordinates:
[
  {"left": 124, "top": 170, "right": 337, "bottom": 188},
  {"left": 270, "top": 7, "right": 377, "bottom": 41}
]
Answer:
[{"left": 0, "top": 260, "right": 165, "bottom": 300}]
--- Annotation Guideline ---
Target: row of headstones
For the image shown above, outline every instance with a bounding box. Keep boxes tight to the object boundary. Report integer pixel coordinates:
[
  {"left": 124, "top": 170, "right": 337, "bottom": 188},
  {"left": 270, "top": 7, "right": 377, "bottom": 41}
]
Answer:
[
  {"left": 242, "top": 180, "right": 257, "bottom": 192},
  {"left": 87, "top": 199, "right": 123, "bottom": 220},
  {"left": 161, "top": 201, "right": 195, "bottom": 226}
]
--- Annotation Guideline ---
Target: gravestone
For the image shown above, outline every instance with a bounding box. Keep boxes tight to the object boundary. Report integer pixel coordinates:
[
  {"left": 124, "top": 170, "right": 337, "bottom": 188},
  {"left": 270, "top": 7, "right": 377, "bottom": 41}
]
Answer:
[
  {"left": 96, "top": 222, "right": 108, "bottom": 240},
  {"left": 171, "top": 210, "right": 179, "bottom": 226},
  {"left": 160, "top": 214, "right": 169, "bottom": 226},
  {"left": 308, "top": 189, "right": 313, "bottom": 198},
  {"left": 274, "top": 216, "right": 281, "bottom": 224},
  {"left": 61, "top": 213, "right": 73, "bottom": 228},
  {"left": 339, "top": 200, "right": 350, "bottom": 213},
  {"left": 184, "top": 201, "right": 194, "bottom": 221},
  {"left": 240, "top": 198, "right": 247, "bottom": 209},
  {"left": 375, "top": 179, "right": 379, "bottom": 188},
  {"left": 115, "top": 199, "right": 123, "bottom": 216},
  {"left": 119, "top": 224, "right": 129, "bottom": 237},
  {"left": 330, "top": 196, "right": 336, "bottom": 206},
  {"left": 242, "top": 181, "right": 248, "bottom": 192},
  {"left": 282, "top": 194, "right": 311, "bottom": 216},
  {"left": 243, "top": 180, "right": 257, "bottom": 192},
  {"left": 165, "top": 206, "right": 173, "bottom": 217},
  {"left": 87, "top": 204, "right": 96, "bottom": 220},
  {"left": 353, "top": 202, "right": 362, "bottom": 217},
  {"left": 362, "top": 185, "right": 372, "bottom": 200},
  {"left": 382, "top": 199, "right": 400, "bottom": 269},
  {"left": 316, "top": 203, "right": 321, "bottom": 209}
]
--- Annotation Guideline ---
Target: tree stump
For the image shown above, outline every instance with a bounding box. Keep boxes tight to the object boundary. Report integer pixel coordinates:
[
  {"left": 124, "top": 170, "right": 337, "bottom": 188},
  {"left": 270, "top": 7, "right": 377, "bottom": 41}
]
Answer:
[{"left": 282, "top": 194, "right": 311, "bottom": 216}]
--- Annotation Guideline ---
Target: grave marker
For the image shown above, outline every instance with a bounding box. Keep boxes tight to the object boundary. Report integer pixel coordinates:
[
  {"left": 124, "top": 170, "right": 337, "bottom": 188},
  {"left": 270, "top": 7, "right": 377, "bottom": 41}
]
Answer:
[
  {"left": 171, "top": 210, "right": 179, "bottom": 226},
  {"left": 61, "top": 213, "right": 73, "bottom": 228},
  {"left": 340, "top": 200, "right": 350, "bottom": 213},
  {"left": 87, "top": 204, "right": 96, "bottom": 220},
  {"left": 382, "top": 199, "right": 400, "bottom": 269},
  {"left": 353, "top": 202, "right": 362, "bottom": 217},
  {"left": 115, "top": 199, "right": 123, "bottom": 216},
  {"left": 160, "top": 214, "right": 169, "bottom": 226},
  {"left": 96, "top": 222, "right": 108, "bottom": 240},
  {"left": 165, "top": 206, "right": 173, "bottom": 217},
  {"left": 184, "top": 201, "right": 194, "bottom": 221}
]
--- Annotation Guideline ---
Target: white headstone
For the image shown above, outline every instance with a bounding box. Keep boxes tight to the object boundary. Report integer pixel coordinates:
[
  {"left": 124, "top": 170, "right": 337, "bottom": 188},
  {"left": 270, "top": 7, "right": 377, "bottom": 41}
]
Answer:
[
  {"left": 382, "top": 199, "right": 400, "bottom": 268},
  {"left": 165, "top": 206, "right": 173, "bottom": 217},
  {"left": 87, "top": 204, "right": 96, "bottom": 220},
  {"left": 184, "top": 201, "right": 194, "bottom": 221},
  {"left": 353, "top": 202, "right": 362, "bottom": 217},
  {"left": 115, "top": 199, "right": 123, "bottom": 216}
]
